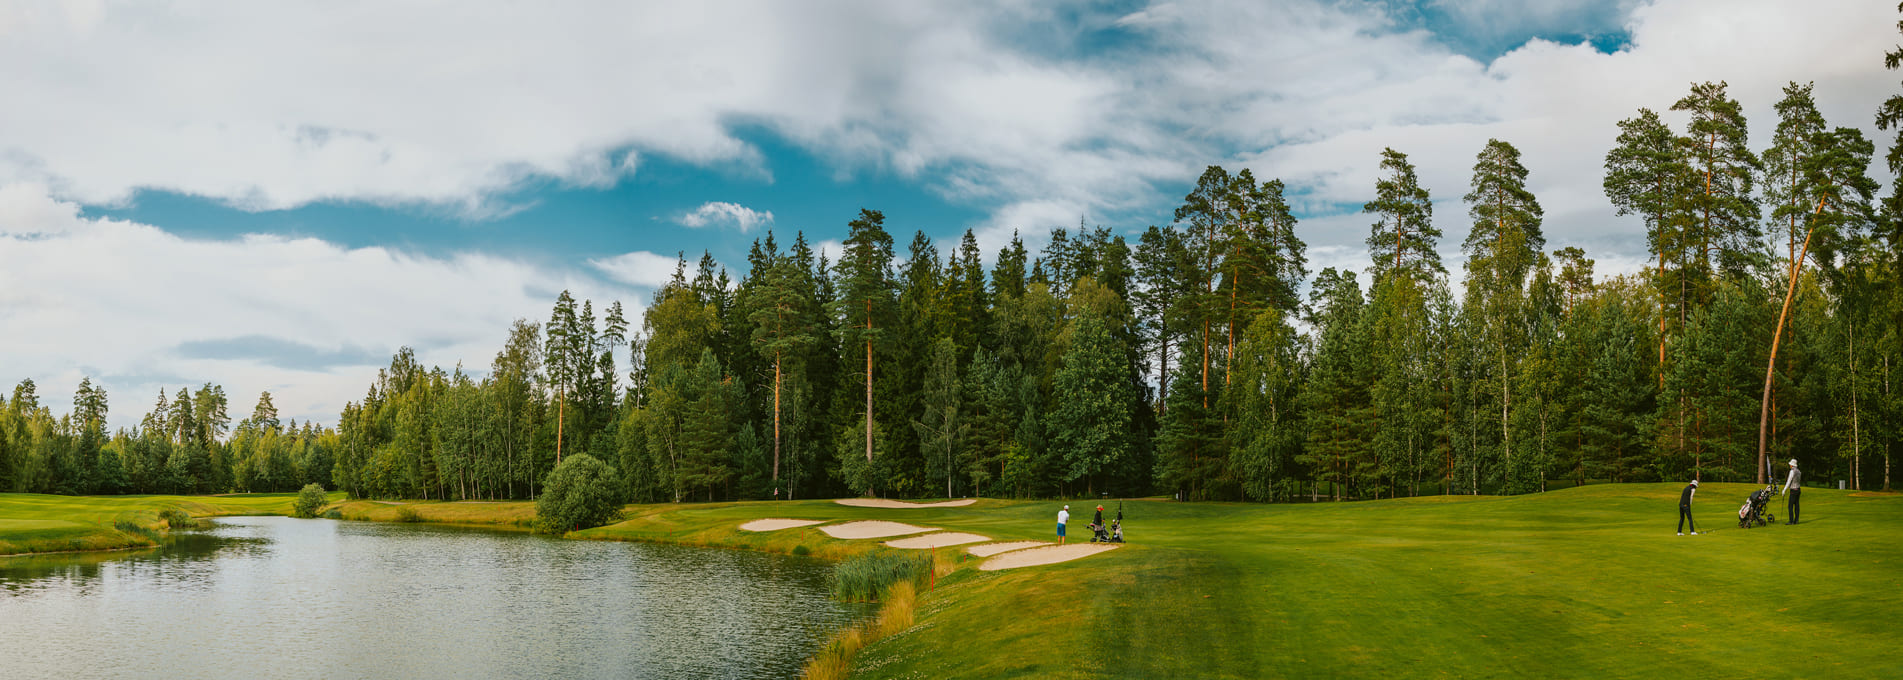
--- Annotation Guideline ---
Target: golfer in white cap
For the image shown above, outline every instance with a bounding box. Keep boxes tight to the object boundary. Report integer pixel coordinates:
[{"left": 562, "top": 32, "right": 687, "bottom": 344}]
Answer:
[
  {"left": 1678, "top": 479, "right": 1700, "bottom": 535},
  {"left": 1782, "top": 459, "right": 1802, "bottom": 525},
  {"left": 1057, "top": 505, "right": 1070, "bottom": 544}
]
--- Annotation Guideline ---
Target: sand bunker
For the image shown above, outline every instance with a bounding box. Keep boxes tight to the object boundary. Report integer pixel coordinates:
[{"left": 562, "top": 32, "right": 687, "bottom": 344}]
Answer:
[
  {"left": 834, "top": 498, "right": 978, "bottom": 509},
  {"left": 965, "top": 541, "right": 1050, "bottom": 557},
  {"left": 818, "top": 521, "right": 938, "bottom": 539},
  {"left": 739, "top": 519, "right": 825, "bottom": 532},
  {"left": 979, "top": 544, "right": 1121, "bottom": 571},
  {"left": 884, "top": 532, "right": 989, "bottom": 549}
]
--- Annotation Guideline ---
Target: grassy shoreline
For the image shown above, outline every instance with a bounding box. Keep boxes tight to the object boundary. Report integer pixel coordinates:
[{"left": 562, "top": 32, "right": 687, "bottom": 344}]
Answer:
[{"left": 6, "top": 485, "right": 1901, "bottom": 678}]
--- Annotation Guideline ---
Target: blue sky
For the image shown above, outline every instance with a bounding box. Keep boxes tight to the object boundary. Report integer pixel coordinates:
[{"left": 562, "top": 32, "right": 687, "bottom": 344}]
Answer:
[{"left": 1, "top": 0, "right": 1893, "bottom": 429}]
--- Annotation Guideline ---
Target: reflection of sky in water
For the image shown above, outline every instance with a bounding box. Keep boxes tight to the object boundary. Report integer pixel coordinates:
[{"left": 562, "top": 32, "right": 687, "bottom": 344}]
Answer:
[{"left": 0, "top": 517, "right": 870, "bottom": 679}]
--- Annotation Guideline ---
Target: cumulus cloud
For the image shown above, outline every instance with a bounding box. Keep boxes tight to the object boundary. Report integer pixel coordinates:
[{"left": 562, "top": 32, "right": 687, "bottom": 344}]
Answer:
[
  {"left": 1, "top": 0, "right": 1894, "bottom": 425},
  {"left": 590, "top": 250, "right": 688, "bottom": 288},
  {"left": 678, "top": 201, "right": 774, "bottom": 232},
  {"left": 0, "top": 185, "right": 641, "bottom": 430}
]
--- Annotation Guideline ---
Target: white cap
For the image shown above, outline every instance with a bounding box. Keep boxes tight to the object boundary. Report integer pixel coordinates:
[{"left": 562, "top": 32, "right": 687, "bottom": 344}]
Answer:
[
  {"left": 1789, "top": 459, "right": 1798, "bottom": 467},
  {"left": 1691, "top": 479, "right": 1699, "bottom": 486},
  {"left": 1063, "top": 505, "right": 1069, "bottom": 510}
]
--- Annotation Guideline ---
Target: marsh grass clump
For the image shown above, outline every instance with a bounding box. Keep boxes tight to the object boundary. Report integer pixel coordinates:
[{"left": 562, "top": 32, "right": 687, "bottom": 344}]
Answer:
[
  {"left": 113, "top": 519, "right": 162, "bottom": 543},
  {"left": 158, "top": 508, "right": 204, "bottom": 530},
  {"left": 394, "top": 507, "right": 423, "bottom": 523},
  {"left": 833, "top": 551, "right": 932, "bottom": 602}
]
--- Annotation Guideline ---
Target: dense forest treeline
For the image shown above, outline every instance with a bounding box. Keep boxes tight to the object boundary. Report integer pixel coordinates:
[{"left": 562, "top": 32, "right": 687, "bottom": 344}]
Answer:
[{"left": 6, "top": 44, "right": 1903, "bottom": 502}]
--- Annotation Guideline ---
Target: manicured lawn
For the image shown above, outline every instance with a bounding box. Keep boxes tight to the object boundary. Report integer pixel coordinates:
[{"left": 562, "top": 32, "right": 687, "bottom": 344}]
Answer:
[
  {"left": 7, "top": 484, "right": 1899, "bottom": 678},
  {"left": 844, "top": 484, "right": 1903, "bottom": 678}
]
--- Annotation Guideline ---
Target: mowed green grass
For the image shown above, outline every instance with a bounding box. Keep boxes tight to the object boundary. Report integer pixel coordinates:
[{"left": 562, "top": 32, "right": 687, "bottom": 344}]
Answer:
[
  {"left": 0, "top": 493, "right": 305, "bottom": 555},
  {"left": 808, "top": 485, "right": 1902, "bottom": 679},
  {"left": 6, "top": 485, "right": 1898, "bottom": 678}
]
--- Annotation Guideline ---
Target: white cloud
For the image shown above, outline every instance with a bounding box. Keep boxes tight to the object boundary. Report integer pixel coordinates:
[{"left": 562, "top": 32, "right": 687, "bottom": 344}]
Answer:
[
  {"left": 0, "top": 185, "right": 642, "bottom": 430},
  {"left": 0, "top": 0, "right": 1895, "bottom": 425},
  {"left": 590, "top": 250, "right": 686, "bottom": 288},
  {"left": 1, "top": 0, "right": 1887, "bottom": 269},
  {"left": 678, "top": 201, "right": 774, "bottom": 232}
]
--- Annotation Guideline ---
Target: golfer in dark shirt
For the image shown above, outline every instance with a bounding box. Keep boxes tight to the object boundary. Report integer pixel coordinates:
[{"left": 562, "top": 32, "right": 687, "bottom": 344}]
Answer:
[{"left": 1678, "top": 479, "right": 1699, "bottom": 536}]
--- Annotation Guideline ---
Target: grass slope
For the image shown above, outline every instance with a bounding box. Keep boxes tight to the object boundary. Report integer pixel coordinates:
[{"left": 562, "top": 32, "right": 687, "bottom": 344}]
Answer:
[{"left": 0, "top": 492, "right": 306, "bottom": 555}]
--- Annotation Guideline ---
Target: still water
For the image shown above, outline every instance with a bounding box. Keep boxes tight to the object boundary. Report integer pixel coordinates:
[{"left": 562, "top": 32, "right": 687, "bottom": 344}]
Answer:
[{"left": 0, "top": 516, "right": 870, "bottom": 679}]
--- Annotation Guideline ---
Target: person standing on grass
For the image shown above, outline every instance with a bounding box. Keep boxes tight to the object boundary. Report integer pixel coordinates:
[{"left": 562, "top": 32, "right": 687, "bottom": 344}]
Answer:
[
  {"left": 1783, "top": 459, "right": 1803, "bottom": 525},
  {"left": 1057, "top": 505, "right": 1070, "bottom": 545},
  {"left": 1678, "top": 479, "right": 1700, "bottom": 536}
]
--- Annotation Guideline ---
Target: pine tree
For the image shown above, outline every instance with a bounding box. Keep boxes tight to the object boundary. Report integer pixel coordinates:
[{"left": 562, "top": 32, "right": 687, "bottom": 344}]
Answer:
[
  {"left": 833, "top": 209, "right": 897, "bottom": 494},
  {"left": 1462, "top": 139, "right": 1545, "bottom": 493},
  {"left": 913, "top": 338, "right": 968, "bottom": 498}
]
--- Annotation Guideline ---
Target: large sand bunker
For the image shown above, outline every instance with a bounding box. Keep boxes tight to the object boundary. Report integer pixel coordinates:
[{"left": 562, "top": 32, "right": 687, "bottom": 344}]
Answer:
[
  {"left": 885, "top": 532, "right": 989, "bottom": 549},
  {"left": 834, "top": 498, "right": 978, "bottom": 509},
  {"left": 818, "top": 521, "right": 938, "bottom": 539},
  {"left": 738, "top": 519, "right": 825, "bottom": 532},
  {"left": 965, "top": 541, "right": 1049, "bottom": 557},
  {"left": 979, "top": 544, "right": 1121, "bottom": 571}
]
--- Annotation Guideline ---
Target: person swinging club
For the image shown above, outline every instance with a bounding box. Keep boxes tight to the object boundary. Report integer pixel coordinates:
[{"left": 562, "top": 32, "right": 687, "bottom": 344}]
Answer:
[{"left": 1678, "top": 479, "right": 1699, "bottom": 536}]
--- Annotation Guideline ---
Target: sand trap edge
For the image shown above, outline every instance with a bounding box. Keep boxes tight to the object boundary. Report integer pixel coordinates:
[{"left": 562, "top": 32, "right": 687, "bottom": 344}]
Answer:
[
  {"left": 834, "top": 498, "right": 978, "bottom": 509},
  {"left": 884, "top": 532, "right": 990, "bottom": 549},
  {"left": 739, "top": 519, "right": 825, "bottom": 532},
  {"left": 979, "top": 544, "right": 1121, "bottom": 571},
  {"left": 818, "top": 521, "right": 939, "bottom": 539},
  {"left": 965, "top": 540, "right": 1051, "bottom": 557}
]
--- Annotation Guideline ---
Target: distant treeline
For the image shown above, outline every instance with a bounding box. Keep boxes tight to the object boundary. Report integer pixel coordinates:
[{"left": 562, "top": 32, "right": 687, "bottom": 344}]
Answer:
[{"left": 5, "top": 66, "right": 1902, "bottom": 501}]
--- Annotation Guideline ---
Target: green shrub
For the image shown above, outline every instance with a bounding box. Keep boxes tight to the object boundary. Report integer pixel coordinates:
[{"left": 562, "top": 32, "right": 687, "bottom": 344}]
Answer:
[
  {"left": 292, "top": 483, "right": 328, "bottom": 518},
  {"left": 158, "top": 508, "right": 201, "bottom": 529},
  {"left": 832, "top": 551, "right": 932, "bottom": 602},
  {"left": 534, "top": 453, "right": 624, "bottom": 534},
  {"left": 394, "top": 507, "right": 423, "bottom": 523},
  {"left": 322, "top": 509, "right": 342, "bottom": 520},
  {"left": 790, "top": 544, "right": 811, "bottom": 556}
]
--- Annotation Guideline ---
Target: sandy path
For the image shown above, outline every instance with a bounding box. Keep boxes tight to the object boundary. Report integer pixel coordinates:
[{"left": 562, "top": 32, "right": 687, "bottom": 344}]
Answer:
[
  {"left": 818, "top": 521, "right": 938, "bottom": 539},
  {"left": 965, "top": 541, "right": 1049, "bottom": 557},
  {"left": 739, "top": 519, "right": 825, "bottom": 532},
  {"left": 979, "top": 544, "right": 1120, "bottom": 571},
  {"left": 884, "top": 532, "right": 989, "bottom": 549},
  {"left": 833, "top": 498, "right": 978, "bottom": 509}
]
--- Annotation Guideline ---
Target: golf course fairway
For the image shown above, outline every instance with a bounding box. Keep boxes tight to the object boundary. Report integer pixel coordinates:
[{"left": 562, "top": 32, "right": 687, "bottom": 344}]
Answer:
[
  {"left": 582, "top": 483, "right": 1903, "bottom": 678},
  {"left": 6, "top": 483, "right": 1899, "bottom": 678}
]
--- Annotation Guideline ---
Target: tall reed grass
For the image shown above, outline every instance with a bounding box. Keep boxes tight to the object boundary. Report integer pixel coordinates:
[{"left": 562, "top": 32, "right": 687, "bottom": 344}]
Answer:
[{"left": 831, "top": 551, "right": 932, "bottom": 602}]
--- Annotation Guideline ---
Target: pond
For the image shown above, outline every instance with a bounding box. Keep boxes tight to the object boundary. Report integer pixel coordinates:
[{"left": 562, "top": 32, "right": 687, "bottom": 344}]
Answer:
[{"left": 0, "top": 516, "right": 869, "bottom": 679}]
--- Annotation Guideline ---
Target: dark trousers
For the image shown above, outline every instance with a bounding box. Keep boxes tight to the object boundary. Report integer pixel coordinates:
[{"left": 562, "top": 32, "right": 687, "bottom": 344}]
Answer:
[
  {"left": 1678, "top": 505, "right": 1695, "bottom": 533},
  {"left": 1787, "top": 488, "right": 1801, "bottom": 524}
]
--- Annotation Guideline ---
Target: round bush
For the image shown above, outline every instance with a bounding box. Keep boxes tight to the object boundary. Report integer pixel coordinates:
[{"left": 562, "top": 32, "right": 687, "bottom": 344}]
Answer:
[
  {"left": 293, "top": 483, "right": 329, "bottom": 518},
  {"left": 535, "top": 453, "right": 624, "bottom": 534}
]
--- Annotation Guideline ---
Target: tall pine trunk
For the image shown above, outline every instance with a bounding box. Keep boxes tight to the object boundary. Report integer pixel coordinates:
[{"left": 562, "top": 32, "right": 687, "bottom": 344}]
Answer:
[
  {"left": 1758, "top": 196, "right": 1828, "bottom": 483},
  {"left": 772, "top": 351, "right": 782, "bottom": 485}
]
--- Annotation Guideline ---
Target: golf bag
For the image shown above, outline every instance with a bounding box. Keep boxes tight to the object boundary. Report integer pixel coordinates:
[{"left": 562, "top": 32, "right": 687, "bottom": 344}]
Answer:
[{"left": 1738, "top": 485, "right": 1777, "bottom": 528}]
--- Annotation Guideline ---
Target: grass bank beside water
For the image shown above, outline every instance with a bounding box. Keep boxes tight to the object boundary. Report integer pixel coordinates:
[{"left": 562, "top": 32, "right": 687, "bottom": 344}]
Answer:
[
  {"left": 0, "top": 492, "right": 309, "bottom": 555},
  {"left": 5, "top": 485, "right": 1900, "bottom": 678}
]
